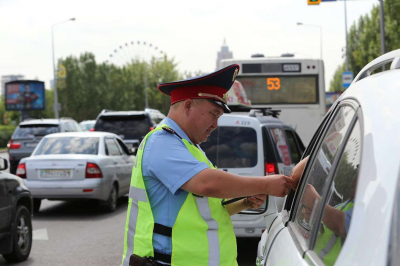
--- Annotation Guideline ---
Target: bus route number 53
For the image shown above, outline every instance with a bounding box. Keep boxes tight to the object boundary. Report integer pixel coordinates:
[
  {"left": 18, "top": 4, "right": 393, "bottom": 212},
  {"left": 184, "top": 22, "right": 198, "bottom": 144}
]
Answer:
[{"left": 267, "top": 78, "right": 281, "bottom": 91}]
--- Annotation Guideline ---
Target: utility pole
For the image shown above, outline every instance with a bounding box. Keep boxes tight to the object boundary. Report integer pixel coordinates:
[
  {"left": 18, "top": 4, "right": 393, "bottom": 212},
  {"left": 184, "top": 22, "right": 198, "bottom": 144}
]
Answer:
[
  {"left": 379, "top": 0, "right": 386, "bottom": 70},
  {"left": 344, "top": 0, "right": 349, "bottom": 72}
]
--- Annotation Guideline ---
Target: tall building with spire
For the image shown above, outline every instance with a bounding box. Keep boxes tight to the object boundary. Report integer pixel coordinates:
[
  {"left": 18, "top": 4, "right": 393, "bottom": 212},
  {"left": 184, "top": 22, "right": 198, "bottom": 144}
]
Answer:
[{"left": 216, "top": 39, "right": 233, "bottom": 70}]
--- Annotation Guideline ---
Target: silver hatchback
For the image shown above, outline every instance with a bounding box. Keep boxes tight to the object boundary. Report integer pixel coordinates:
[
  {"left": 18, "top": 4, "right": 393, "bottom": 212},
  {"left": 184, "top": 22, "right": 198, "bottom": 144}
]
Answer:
[{"left": 17, "top": 132, "right": 135, "bottom": 212}]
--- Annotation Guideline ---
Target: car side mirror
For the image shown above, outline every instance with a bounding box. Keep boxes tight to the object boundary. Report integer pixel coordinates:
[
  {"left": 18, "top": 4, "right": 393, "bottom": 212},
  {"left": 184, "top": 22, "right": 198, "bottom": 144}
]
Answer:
[{"left": 0, "top": 158, "right": 8, "bottom": 171}]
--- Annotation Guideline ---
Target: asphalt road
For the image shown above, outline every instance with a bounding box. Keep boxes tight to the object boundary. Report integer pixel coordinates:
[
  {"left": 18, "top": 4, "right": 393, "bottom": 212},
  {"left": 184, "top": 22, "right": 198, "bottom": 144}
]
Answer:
[{"left": 0, "top": 151, "right": 259, "bottom": 266}]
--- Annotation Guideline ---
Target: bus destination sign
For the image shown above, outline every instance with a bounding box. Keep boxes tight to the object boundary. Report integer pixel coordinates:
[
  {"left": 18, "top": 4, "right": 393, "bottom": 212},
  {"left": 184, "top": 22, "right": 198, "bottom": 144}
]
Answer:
[{"left": 282, "top": 63, "right": 301, "bottom": 72}]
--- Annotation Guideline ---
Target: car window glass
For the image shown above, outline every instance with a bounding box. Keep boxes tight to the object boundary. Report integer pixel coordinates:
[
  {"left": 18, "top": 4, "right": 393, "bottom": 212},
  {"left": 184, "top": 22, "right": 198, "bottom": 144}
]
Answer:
[
  {"left": 105, "top": 138, "right": 122, "bottom": 156},
  {"left": 115, "top": 139, "right": 129, "bottom": 155},
  {"left": 72, "top": 121, "right": 81, "bottom": 131},
  {"left": 34, "top": 137, "right": 99, "bottom": 155},
  {"left": 269, "top": 127, "right": 292, "bottom": 166},
  {"left": 388, "top": 177, "right": 400, "bottom": 266},
  {"left": 294, "top": 105, "right": 356, "bottom": 245},
  {"left": 201, "top": 126, "right": 257, "bottom": 168},
  {"left": 285, "top": 130, "right": 301, "bottom": 164},
  {"left": 95, "top": 115, "right": 150, "bottom": 140},
  {"left": 14, "top": 124, "right": 59, "bottom": 138},
  {"left": 311, "top": 120, "right": 361, "bottom": 265}
]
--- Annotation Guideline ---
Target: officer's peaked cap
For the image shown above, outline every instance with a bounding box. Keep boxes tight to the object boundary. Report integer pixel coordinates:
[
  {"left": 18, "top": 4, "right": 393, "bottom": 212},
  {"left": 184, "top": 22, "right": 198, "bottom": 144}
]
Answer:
[{"left": 158, "top": 64, "right": 240, "bottom": 113}]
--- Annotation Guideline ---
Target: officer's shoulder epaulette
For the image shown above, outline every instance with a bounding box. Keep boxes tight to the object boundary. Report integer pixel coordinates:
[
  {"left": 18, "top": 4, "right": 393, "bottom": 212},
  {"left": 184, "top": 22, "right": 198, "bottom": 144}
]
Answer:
[
  {"left": 162, "top": 127, "right": 183, "bottom": 139},
  {"left": 162, "top": 127, "right": 176, "bottom": 135}
]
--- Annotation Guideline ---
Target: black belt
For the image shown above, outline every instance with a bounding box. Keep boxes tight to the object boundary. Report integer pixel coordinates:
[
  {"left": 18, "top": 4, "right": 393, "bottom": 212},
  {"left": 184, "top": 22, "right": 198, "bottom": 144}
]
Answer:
[{"left": 153, "top": 251, "right": 171, "bottom": 264}]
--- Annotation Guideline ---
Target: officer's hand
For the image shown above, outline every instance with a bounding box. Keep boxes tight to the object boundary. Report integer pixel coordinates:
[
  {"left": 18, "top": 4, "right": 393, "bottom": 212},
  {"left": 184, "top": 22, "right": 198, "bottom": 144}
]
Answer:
[
  {"left": 264, "top": 175, "right": 294, "bottom": 197},
  {"left": 246, "top": 194, "right": 267, "bottom": 209}
]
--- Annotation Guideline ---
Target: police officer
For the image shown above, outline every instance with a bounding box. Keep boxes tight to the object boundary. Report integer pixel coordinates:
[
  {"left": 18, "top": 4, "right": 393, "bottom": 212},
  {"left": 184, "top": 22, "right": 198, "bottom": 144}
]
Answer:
[{"left": 121, "top": 64, "right": 294, "bottom": 266}]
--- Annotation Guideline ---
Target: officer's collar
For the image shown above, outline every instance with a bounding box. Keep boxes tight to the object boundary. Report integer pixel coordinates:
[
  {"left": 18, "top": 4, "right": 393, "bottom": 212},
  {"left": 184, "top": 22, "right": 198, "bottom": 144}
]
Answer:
[{"left": 164, "top": 117, "right": 194, "bottom": 145}]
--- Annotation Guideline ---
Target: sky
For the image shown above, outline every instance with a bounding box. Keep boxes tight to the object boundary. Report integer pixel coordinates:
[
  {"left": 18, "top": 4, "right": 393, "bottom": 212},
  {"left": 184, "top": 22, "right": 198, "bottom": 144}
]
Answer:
[{"left": 0, "top": 0, "right": 379, "bottom": 92}]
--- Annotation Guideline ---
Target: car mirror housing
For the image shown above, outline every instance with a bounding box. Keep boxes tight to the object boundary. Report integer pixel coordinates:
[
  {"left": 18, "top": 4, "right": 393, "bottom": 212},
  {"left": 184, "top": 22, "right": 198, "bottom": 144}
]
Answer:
[{"left": 0, "top": 157, "right": 9, "bottom": 170}]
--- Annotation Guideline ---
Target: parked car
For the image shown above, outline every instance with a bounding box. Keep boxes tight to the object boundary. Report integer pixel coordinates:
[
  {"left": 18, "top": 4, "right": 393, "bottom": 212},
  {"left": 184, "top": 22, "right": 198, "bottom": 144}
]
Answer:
[
  {"left": 253, "top": 49, "right": 400, "bottom": 265},
  {"left": 79, "top": 120, "right": 96, "bottom": 131},
  {"left": 16, "top": 132, "right": 135, "bottom": 212},
  {"left": 93, "top": 108, "right": 166, "bottom": 153},
  {"left": 0, "top": 157, "right": 33, "bottom": 263},
  {"left": 200, "top": 109, "right": 305, "bottom": 237},
  {"left": 8, "top": 118, "right": 82, "bottom": 174}
]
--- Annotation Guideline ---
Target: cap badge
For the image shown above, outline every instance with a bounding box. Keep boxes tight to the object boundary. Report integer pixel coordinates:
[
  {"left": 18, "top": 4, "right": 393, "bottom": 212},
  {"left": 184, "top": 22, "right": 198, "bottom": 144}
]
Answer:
[
  {"left": 232, "top": 68, "right": 239, "bottom": 81},
  {"left": 198, "top": 92, "right": 227, "bottom": 104}
]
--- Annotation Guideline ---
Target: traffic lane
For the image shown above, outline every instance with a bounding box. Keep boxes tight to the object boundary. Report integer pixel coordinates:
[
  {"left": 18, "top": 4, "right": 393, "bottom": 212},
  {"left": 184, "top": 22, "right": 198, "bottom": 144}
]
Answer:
[{"left": 0, "top": 198, "right": 129, "bottom": 266}]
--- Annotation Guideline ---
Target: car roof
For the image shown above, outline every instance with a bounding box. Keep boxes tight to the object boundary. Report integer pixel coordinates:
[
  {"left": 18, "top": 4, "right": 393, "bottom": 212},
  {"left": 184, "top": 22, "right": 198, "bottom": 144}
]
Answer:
[
  {"left": 226, "top": 112, "right": 287, "bottom": 125},
  {"left": 43, "top": 131, "right": 119, "bottom": 138},
  {"left": 19, "top": 118, "right": 64, "bottom": 125},
  {"left": 98, "top": 110, "right": 147, "bottom": 117}
]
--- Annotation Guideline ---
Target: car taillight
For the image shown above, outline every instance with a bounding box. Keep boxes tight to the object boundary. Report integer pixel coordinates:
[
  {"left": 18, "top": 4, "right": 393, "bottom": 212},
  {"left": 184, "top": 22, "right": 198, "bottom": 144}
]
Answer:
[
  {"left": 8, "top": 140, "right": 21, "bottom": 149},
  {"left": 16, "top": 163, "right": 26, "bottom": 178},
  {"left": 149, "top": 127, "right": 154, "bottom": 131},
  {"left": 89, "top": 128, "right": 95, "bottom": 132},
  {"left": 85, "top": 163, "right": 103, "bottom": 178},
  {"left": 265, "top": 162, "right": 278, "bottom": 175}
]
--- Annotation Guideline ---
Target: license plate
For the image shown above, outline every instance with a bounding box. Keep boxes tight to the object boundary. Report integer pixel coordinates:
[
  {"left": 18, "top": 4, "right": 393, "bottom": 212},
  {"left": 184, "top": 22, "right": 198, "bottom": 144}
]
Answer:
[
  {"left": 40, "top": 169, "right": 71, "bottom": 178},
  {"left": 26, "top": 143, "right": 38, "bottom": 148}
]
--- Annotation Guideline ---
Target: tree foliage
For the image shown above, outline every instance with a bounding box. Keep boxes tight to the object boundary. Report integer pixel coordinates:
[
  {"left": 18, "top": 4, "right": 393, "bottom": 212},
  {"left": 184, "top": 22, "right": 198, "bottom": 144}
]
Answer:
[
  {"left": 56, "top": 53, "right": 180, "bottom": 122},
  {"left": 330, "top": 0, "right": 400, "bottom": 92}
]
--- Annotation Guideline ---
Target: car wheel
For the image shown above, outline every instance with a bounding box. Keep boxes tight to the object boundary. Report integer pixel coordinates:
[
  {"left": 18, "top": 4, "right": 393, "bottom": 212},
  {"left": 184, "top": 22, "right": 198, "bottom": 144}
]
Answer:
[
  {"left": 103, "top": 184, "right": 118, "bottom": 212},
  {"left": 2, "top": 205, "right": 32, "bottom": 262},
  {"left": 33, "top": 199, "right": 42, "bottom": 213}
]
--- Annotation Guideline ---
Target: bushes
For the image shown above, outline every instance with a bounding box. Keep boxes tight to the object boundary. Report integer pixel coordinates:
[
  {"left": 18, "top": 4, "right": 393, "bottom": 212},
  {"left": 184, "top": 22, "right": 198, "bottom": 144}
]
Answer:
[{"left": 0, "top": 125, "right": 16, "bottom": 148}]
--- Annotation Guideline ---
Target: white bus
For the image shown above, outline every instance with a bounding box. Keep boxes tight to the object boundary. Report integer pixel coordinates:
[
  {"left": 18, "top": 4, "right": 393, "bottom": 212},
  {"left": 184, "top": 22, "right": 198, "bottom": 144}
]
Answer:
[{"left": 220, "top": 55, "right": 326, "bottom": 146}]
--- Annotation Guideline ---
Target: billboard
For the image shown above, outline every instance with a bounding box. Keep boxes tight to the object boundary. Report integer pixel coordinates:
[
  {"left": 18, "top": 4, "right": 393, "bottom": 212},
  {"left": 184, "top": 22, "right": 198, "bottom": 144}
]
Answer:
[{"left": 5, "top": 80, "right": 45, "bottom": 111}]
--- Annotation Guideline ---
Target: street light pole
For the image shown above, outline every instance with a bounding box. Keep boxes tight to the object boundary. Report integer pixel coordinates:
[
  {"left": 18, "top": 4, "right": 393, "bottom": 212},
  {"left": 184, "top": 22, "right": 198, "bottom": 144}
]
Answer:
[
  {"left": 344, "top": 0, "right": 349, "bottom": 71},
  {"left": 379, "top": 0, "right": 386, "bottom": 70},
  {"left": 296, "top": 22, "right": 323, "bottom": 60},
  {"left": 51, "top": 18, "right": 75, "bottom": 119}
]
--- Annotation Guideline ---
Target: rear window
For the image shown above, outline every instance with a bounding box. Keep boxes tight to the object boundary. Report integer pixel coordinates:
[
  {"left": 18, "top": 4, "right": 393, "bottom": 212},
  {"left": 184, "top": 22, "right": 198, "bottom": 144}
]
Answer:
[
  {"left": 34, "top": 137, "right": 99, "bottom": 155},
  {"left": 269, "top": 127, "right": 292, "bottom": 166},
  {"left": 94, "top": 115, "right": 151, "bottom": 140},
  {"left": 13, "top": 124, "right": 59, "bottom": 138},
  {"left": 201, "top": 126, "right": 258, "bottom": 168}
]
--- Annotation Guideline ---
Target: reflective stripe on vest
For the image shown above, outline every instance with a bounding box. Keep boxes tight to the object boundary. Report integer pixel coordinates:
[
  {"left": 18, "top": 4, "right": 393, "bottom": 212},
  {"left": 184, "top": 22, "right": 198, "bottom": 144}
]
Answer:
[
  {"left": 122, "top": 125, "right": 237, "bottom": 266},
  {"left": 315, "top": 201, "right": 354, "bottom": 265}
]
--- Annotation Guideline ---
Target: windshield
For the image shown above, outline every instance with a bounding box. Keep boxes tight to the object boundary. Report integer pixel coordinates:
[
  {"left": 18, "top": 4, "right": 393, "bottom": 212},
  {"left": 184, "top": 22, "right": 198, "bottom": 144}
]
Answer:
[
  {"left": 13, "top": 124, "right": 59, "bottom": 138},
  {"left": 35, "top": 137, "right": 99, "bottom": 155},
  {"left": 94, "top": 115, "right": 151, "bottom": 140},
  {"left": 237, "top": 76, "right": 318, "bottom": 104}
]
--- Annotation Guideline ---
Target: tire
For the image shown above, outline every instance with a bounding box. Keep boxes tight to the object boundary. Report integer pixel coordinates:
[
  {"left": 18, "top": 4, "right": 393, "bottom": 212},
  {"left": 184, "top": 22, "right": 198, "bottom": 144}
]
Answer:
[
  {"left": 103, "top": 184, "right": 118, "bottom": 212},
  {"left": 2, "top": 205, "right": 32, "bottom": 262},
  {"left": 33, "top": 199, "right": 41, "bottom": 213}
]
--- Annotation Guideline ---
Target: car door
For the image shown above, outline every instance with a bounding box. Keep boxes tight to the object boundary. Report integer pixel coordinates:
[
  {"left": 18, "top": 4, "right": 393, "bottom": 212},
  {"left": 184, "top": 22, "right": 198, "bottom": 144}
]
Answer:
[
  {"left": 0, "top": 176, "right": 11, "bottom": 234},
  {"left": 114, "top": 138, "right": 134, "bottom": 195},
  {"left": 104, "top": 137, "right": 124, "bottom": 182},
  {"left": 262, "top": 101, "right": 360, "bottom": 266}
]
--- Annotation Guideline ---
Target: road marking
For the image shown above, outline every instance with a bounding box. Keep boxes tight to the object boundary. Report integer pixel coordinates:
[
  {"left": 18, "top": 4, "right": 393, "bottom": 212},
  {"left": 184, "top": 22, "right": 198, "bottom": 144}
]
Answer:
[{"left": 33, "top": 228, "right": 49, "bottom": 240}]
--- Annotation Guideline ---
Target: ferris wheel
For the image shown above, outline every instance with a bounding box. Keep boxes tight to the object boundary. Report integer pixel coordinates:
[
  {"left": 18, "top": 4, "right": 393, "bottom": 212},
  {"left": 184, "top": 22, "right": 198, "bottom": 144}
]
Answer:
[{"left": 105, "top": 40, "right": 165, "bottom": 67}]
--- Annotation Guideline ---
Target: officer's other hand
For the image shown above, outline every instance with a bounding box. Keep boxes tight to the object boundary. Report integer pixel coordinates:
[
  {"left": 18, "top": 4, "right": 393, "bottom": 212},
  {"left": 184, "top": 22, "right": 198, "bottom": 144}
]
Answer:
[
  {"left": 246, "top": 194, "right": 267, "bottom": 209},
  {"left": 264, "top": 175, "right": 294, "bottom": 197}
]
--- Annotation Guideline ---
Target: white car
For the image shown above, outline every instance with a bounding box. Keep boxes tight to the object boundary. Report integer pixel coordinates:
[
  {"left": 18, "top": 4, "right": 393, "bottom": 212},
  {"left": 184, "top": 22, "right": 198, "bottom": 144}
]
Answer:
[
  {"left": 16, "top": 132, "right": 135, "bottom": 212},
  {"left": 253, "top": 49, "right": 400, "bottom": 266}
]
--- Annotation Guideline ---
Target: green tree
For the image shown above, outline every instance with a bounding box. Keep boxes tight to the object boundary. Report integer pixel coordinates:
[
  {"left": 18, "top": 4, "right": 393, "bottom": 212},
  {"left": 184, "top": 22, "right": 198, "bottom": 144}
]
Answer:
[{"left": 330, "top": 0, "right": 400, "bottom": 92}]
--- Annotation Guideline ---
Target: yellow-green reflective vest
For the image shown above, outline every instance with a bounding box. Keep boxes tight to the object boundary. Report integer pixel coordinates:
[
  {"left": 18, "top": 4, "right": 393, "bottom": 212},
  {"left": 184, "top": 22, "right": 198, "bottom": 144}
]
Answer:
[
  {"left": 122, "top": 125, "right": 238, "bottom": 266},
  {"left": 314, "top": 201, "right": 354, "bottom": 266}
]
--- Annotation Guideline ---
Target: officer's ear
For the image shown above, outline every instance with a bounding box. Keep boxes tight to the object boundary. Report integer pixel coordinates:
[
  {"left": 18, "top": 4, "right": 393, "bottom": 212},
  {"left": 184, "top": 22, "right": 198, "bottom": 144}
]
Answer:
[{"left": 183, "top": 99, "right": 195, "bottom": 116}]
